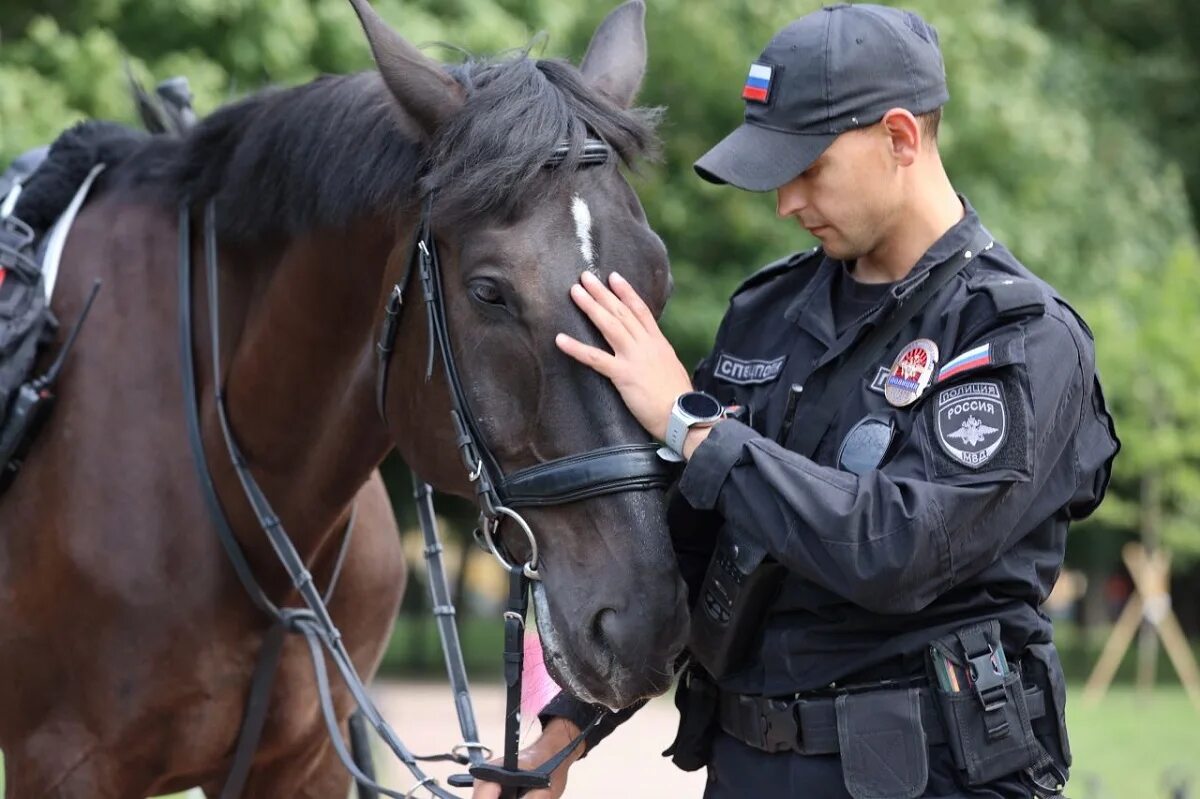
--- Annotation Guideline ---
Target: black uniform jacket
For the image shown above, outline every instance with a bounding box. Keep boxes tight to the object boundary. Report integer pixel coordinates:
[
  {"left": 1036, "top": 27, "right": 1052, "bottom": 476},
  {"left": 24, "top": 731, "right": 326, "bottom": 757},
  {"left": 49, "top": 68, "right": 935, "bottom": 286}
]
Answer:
[{"left": 672, "top": 200, "right": 1119, "bottom": 697}]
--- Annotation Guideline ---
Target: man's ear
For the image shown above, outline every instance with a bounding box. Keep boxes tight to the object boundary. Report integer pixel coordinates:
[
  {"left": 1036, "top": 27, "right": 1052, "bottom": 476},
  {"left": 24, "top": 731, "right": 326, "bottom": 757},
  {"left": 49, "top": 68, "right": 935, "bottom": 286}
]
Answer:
[{"left": 880, "top": 108, "right": 921, "bottom": 167}]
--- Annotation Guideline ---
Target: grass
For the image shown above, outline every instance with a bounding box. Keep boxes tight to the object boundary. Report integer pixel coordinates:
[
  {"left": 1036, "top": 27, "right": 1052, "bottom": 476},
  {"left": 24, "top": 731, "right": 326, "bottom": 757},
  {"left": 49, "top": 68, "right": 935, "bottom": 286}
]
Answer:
[{"left": 1067, "top": 686, "right": 1199, "bottom": 799}]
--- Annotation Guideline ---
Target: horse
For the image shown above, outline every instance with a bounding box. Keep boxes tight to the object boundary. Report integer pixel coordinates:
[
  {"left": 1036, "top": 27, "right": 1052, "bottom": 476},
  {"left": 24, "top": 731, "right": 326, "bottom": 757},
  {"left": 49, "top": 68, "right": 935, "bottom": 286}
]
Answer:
[{"left": 0, "top": 1, "right": 690, "bottom": 795}]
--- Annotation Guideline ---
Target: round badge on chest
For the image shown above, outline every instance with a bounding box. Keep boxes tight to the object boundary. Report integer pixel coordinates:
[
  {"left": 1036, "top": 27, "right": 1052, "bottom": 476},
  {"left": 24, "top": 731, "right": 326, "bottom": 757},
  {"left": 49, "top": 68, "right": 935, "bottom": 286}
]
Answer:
[{"left": 883, "top": 338, "right": 939, "bottom": 407}]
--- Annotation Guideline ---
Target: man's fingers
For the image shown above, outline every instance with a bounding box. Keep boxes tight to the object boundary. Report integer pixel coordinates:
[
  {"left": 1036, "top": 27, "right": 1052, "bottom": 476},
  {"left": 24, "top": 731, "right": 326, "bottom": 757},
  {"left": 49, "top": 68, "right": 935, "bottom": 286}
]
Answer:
[
  {"left": 555, "top": 333, "right": 617, "bottom": 376},
  {"left": 608, "top": 271, "right": 659, "bottom": 331},
  {"left": 570, "top": 283, "right": 633, "bottom": 351},
  {"left": 581, "top": 270, "right": 643, "bottom": 337},
  {"left": 470, "top": 783, "right": 502, "bottom": 799}
]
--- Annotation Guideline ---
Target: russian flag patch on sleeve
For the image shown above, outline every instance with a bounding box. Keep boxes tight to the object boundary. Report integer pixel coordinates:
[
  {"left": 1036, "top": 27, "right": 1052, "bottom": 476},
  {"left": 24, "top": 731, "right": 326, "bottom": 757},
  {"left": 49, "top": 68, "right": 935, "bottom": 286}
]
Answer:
[
  {"left": 936, "top": 343, "right": 992, "bottom": 383},
  {"left": 742, "top": 63, "right": 774, "bottom": 103}
]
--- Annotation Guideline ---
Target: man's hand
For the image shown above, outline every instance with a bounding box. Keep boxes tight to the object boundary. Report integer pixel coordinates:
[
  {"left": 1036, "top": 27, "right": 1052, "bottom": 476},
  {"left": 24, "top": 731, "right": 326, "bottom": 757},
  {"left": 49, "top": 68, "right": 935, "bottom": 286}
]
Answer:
[
  {"left": 555, "top": 271, "right": 693, "bottom": 441},
  {"left": 470, "top": 718, "right": 585, "bottom": 799}
]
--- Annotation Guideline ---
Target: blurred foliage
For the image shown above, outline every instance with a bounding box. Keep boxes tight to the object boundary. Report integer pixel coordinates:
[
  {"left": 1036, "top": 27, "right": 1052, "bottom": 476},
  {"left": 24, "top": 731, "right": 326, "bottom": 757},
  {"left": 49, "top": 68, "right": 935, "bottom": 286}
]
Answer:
[
  {"left": 1017, "top": 0, "right": 1200, "bottom": 233},
  {"left": 1, "top": 0, "right": 1199, "bottom": 567}
]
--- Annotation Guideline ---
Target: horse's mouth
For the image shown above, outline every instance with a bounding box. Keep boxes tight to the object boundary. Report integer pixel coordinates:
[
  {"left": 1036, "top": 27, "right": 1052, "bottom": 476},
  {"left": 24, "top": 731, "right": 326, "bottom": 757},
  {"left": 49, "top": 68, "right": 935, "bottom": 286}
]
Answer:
[{"left": 530, "top": 582, "right": 678, "bottom": 711}]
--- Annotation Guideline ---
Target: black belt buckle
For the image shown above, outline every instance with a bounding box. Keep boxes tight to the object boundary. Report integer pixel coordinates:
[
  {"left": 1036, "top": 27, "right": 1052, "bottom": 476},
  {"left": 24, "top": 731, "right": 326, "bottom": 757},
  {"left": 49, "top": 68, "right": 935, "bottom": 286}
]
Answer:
[
  {"left": 758, "top": 697, "right": 800, "bottom": 753},
  {"left": 966, "top": 646, "right": 1009, "bottom": 740},
  {"left": 967, "top": 648, "right": 1006, "bottom": 711}
]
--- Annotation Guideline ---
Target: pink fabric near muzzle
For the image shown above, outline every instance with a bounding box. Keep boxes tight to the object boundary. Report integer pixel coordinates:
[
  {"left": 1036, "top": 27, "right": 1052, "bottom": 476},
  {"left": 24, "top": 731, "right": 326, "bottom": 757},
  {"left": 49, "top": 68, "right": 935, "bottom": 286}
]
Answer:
[{"left": 521, "top": 629, "right": 563, "bottom": 724}]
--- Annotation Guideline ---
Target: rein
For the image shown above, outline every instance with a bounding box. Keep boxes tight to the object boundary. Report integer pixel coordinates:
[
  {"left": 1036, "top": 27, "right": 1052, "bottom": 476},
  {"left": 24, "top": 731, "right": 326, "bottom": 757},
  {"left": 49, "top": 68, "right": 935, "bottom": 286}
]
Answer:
[
  {"left": 180, "top": 136, "right": 678, "bottom": 799},
  {"left": 181, "top": 202, "right": 462, "bottom": 799}
]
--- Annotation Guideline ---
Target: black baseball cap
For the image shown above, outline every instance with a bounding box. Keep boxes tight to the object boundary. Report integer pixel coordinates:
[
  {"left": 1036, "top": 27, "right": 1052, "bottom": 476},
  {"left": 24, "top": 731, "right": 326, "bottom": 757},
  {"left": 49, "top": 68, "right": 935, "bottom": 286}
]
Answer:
[{"left": 694, "top": 4, "right": 949, "bottom": 192}]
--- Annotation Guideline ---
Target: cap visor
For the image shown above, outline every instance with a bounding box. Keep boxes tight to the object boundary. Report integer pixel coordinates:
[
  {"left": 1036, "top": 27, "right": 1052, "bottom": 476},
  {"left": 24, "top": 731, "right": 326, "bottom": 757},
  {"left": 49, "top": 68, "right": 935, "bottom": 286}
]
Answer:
[{"left": 694, "top": 123, "right": 836, "bottom": 191}]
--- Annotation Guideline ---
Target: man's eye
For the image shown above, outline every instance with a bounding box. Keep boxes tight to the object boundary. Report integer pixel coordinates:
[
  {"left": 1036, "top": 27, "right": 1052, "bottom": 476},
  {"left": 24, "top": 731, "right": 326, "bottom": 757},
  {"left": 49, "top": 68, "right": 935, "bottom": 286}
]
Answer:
[{"left": 470, "top": 282, "right": 505, "bottom": 306}]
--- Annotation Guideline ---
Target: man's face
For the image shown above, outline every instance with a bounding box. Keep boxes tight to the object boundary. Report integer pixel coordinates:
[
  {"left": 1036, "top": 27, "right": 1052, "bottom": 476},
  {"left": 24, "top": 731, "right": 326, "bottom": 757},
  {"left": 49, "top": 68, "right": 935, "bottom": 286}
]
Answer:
[{"left": 774, "top": 123, "right": 902, "bottom": 261}]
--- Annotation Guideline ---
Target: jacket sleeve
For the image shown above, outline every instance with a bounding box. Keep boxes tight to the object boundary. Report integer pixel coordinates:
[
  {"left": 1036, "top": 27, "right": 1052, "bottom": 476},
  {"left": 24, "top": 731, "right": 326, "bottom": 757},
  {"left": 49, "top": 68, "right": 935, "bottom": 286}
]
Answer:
[
  {"left": 676, "top": 312, "right": 1115, "bottom": 615},
  {"left": 537, "top": 692, "right": 646, "bottom": 754}
]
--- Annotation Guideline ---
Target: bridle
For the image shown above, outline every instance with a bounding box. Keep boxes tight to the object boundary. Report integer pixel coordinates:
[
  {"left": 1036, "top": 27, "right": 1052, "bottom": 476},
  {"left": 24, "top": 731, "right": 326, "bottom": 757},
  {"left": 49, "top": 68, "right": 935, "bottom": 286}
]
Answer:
[
  {"left": 181, "top": 136, "right": 679, "bottom": 799},
  {"left": 375, "top": 137, "right": 673, "bottom": 581},
  {"left": 374, "top": 137, "right": 678, "bottom": 796}
]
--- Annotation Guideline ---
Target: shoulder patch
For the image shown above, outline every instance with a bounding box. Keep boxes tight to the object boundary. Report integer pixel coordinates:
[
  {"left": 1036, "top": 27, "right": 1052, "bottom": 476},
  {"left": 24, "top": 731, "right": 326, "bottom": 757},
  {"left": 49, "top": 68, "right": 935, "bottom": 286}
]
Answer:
[
  {"left": 732, "top": 247, "right": 822, "bottom": 297},
  {"left": 968, "top": 275, "right": 1046, "bottom": 319},
  {"left": 923, "top": 368, "right": 1031, "bottom": 481},
  {"left": 934, "top": 381, "right": 1008, "bottom": 468}
]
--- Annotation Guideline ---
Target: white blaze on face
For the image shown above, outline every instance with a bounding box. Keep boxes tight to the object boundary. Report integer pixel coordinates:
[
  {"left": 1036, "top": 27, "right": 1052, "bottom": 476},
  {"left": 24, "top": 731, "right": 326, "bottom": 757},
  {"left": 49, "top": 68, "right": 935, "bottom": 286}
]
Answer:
[{"left": 571, "top": 194, "right": 595, "bottom": 269}]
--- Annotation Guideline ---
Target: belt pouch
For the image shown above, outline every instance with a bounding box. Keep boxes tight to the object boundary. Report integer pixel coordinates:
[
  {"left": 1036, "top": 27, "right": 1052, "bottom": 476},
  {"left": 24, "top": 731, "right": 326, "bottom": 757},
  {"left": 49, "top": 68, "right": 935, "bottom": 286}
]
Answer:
[
  {"left": 927, "top": 620, "right": 1040, "bottom": 785},
  {"left": 665, "top": 666, "right": 719, "bottom": 772},
  {"left": 834, "top": 688, "right": 928, "bottom": 799},
  {"left": 1022, "top": 642, "right": 1072, "bottom": 776}
]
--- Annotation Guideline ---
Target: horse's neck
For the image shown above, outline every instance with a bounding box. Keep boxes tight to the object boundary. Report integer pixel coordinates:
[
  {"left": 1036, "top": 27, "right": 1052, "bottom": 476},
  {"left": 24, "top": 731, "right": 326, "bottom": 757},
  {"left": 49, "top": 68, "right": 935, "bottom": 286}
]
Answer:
[{"left": 212, "top": 221, "right": 395, "bottom": 556}]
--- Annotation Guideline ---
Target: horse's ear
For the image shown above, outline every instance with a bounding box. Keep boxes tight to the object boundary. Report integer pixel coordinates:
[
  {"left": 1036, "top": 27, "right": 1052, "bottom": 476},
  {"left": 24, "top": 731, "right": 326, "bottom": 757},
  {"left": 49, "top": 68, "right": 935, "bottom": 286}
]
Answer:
[
  {"left": 579, "top": 0, "right": 647, "bottom": 109},
  {"left": 346, "top": 0, "right": 464, "bottom": 139}
]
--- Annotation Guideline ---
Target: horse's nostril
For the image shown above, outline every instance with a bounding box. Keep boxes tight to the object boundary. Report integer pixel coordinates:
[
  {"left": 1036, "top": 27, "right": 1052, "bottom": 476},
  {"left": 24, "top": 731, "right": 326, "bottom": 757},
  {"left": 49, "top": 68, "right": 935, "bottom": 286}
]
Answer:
[
  {"left": 590, "top": 607, "right": 615, "bottom": 649},
  {"left": 590, "top": 606, "right": 641, "bottom": 665}
]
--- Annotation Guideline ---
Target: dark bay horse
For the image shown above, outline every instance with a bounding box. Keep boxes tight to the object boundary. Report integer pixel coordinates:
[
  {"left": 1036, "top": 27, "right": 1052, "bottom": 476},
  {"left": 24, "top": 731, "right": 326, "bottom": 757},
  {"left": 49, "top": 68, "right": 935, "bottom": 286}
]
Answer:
[{"left": 0, "top": 1, "right": 689, "bottom": 795}]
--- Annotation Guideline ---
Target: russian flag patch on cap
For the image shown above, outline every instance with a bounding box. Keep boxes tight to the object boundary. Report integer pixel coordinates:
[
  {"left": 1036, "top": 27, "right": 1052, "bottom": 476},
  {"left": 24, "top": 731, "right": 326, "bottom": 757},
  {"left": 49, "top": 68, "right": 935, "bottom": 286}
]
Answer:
[{"left": 742, "top": 63, "right": 774, "bottom": 104}]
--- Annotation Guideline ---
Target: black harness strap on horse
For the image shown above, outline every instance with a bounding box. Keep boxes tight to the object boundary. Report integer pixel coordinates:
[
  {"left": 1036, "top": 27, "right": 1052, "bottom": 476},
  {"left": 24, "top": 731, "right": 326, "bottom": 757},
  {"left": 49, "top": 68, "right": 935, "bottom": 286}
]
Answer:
[
  {"left": 413, "top": 476, "right": 490, "bottom": 767},
  {"left": 179, "top": 202, "right": 444, "bottom": 799},
  {"left": 178, "top": 203, "right": 280, "bottom": 621},
  {"left": 219, "top": 618, "right": 288, "bottom": 799}
]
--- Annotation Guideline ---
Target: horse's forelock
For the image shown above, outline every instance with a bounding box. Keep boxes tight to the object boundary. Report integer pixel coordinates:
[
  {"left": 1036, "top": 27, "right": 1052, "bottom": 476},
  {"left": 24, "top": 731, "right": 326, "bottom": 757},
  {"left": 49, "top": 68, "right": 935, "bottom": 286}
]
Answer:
[{"left": 423, "top": 56, "right": 661, "bottom": 226}]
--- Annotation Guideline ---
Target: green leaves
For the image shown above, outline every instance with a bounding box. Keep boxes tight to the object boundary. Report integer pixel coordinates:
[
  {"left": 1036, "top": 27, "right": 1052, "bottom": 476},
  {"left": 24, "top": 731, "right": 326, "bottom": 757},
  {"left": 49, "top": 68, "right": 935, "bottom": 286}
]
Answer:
[{"left": 2, "top": 0, "right": 1196, "bottom": 563}]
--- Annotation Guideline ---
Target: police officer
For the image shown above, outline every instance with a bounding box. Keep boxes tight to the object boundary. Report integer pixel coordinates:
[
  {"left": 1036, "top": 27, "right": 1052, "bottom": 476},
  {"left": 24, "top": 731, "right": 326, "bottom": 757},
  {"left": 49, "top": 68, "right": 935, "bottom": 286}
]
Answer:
[{"left": 477, "top": 5, "right": 1119, "bottom": 798}]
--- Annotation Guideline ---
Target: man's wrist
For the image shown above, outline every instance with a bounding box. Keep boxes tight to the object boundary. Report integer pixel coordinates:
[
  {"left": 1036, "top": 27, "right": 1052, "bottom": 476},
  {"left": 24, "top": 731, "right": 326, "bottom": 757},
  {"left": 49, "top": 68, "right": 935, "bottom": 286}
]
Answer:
[
  {"left": 682, "top": 423, "right": 715, "bottom": 460},
  {"left": 542, "top": 717, "right": 586, "bottom": 760}
]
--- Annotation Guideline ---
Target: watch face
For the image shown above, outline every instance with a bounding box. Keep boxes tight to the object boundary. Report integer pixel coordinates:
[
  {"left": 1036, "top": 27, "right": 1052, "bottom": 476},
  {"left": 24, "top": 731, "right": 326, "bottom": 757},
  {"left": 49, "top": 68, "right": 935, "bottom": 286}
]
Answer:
[{"left": 679, "top": 391, "right": 722, "bottom": 420}]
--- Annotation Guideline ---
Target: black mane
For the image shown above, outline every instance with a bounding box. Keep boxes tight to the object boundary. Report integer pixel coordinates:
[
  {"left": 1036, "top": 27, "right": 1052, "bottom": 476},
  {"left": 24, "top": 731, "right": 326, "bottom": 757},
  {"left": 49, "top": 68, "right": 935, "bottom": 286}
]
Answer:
[{"left": 110, "top": 55, "right": 660, "bottom": 242}]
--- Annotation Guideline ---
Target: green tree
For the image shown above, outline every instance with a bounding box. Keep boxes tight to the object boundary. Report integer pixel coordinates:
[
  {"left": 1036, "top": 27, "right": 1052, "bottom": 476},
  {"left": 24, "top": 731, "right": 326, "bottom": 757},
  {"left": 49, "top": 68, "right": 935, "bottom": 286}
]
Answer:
[
  {"left": 1015, "top": 0, "right": 1200, "bottom": 236},
  {"left": 2, "top": 0, "right": 1198, "bottom": 569}
]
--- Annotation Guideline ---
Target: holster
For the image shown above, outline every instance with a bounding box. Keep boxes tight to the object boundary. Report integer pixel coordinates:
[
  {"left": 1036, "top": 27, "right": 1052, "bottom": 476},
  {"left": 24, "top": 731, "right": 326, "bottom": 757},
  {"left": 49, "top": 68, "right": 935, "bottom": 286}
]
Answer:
[
  {"left": 687, "top": 530, "right": 786, "bottom": 679},
  {"left": 663, "top": 666, "right": 719, "bottom": 772},
  {"left": 926, "top": 620, "right": 1066, "bottom": 796}
]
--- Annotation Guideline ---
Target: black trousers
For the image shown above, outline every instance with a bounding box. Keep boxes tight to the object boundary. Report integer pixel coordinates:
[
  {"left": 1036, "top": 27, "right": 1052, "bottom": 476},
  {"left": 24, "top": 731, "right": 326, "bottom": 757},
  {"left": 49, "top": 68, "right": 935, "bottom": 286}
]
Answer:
[{"left": 702, "top": 733, "right": 1037, "bottom": 799}]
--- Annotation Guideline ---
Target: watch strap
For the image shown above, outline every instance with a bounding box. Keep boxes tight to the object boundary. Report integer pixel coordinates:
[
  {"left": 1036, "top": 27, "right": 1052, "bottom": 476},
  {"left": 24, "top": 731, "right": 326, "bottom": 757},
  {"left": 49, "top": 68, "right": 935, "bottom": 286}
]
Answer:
[{"left": 665, "top": 405, "right": 690, "bottom": 456}]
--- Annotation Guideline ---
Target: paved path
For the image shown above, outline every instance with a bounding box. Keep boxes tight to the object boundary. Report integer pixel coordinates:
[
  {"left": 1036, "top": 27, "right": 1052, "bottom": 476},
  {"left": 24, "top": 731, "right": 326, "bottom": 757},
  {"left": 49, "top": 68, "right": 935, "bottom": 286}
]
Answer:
[{"left": 372, "top": 681, "right": 707, "bottom": 798}]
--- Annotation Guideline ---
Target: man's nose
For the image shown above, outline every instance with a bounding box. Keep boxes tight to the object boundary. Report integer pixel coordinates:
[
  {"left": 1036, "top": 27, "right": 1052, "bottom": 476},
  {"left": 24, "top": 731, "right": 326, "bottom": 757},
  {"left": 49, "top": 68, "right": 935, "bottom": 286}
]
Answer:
[{"left": 776, "top": 181, "right": 807, "bottom": 218}]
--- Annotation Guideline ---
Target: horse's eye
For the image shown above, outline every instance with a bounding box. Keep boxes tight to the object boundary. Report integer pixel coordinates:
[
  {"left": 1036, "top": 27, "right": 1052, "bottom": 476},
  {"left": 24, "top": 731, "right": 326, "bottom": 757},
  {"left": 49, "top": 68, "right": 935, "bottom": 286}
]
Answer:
[{"left": 470, "top": 280, "right": 506, "bottom": 307}]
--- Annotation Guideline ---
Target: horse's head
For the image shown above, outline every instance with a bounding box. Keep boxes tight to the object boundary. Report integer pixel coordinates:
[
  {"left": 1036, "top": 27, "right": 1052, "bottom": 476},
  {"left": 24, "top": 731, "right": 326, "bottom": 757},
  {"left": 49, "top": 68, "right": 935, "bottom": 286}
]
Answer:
[{"left": 349, "top": 0, "right": 688, "bottom": 709}]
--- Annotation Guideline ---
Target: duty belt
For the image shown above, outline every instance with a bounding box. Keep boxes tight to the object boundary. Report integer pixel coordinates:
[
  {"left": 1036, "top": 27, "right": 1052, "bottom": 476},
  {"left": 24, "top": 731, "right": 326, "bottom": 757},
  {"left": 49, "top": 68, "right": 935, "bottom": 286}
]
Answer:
[{"left": 718, "top": 682, "right": 1047, "bottom": 755}]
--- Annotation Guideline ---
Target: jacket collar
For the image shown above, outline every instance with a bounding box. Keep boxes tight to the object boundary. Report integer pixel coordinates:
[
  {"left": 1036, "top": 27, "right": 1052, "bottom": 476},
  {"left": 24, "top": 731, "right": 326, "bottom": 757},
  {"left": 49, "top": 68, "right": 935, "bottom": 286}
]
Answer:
[{"left": 783, "top": 195, "right": 982, "bottom": 349}]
